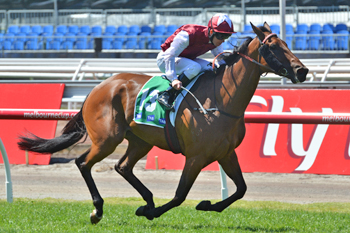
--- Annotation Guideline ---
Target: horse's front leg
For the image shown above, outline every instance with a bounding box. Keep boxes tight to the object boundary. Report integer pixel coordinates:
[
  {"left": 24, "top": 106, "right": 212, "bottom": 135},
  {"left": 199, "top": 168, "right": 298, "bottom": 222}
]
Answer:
[
  {"left": 196, "top": 150, "right": 247, "bottom": 212},
  {"left": 138, "top": 156, "right": 205, "bottom": 220},
  {"left": 115, "top": 132, "right": 155, "bottom": 220}
]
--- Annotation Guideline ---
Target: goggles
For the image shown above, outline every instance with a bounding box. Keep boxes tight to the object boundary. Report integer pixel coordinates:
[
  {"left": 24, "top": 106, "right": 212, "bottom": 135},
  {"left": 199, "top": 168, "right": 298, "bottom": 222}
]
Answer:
[{"left": 215, "top": 32, "right": 231, "bottom": 40}]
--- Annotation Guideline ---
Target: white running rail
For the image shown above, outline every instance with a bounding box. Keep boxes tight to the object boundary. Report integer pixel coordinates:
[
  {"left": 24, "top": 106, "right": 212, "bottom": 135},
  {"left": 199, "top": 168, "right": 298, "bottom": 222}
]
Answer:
[{"left": 0, "top": 58, "right": 350, "bottom": 82}]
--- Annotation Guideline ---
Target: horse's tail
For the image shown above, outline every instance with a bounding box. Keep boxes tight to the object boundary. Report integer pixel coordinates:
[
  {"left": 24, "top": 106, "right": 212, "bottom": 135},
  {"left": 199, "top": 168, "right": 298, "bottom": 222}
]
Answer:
[{"left": 17, "top": 110, "right": 87, "bottom": 154}]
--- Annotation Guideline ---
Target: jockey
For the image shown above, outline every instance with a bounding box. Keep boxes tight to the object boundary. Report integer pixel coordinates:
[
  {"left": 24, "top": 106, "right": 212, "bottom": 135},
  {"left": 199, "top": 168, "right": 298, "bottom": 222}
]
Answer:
[{"left": 156, "top": 13, "right": 235, "bottom": 110}]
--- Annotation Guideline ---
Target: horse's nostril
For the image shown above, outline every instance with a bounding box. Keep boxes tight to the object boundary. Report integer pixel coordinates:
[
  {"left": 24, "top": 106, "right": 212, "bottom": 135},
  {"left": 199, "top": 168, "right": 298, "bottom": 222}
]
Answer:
[
  {"left": 297, "top": 68, "right": 308, "bottom": 76},
  {"left": 296, "top": 67, "right": 308, "bottom": 82}
]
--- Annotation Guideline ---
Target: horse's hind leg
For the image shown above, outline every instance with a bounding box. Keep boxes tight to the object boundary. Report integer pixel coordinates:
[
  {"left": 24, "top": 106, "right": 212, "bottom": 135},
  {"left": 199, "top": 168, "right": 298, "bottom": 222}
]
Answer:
[
  {"left": 115, "top": 131, "right": 154, "bottom": 219},
  {"left": 75, "top": 139, "right": 120, "bottom": 224},
  {"left": 196, "top": 150, "right": 247, "bottom": 212}
]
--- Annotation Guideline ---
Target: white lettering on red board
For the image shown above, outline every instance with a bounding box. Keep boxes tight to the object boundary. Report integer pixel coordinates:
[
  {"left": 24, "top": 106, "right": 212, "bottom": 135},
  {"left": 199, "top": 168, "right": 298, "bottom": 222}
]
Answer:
[{"left": 250, "top": 95, "right": 340, "bottom": 172}]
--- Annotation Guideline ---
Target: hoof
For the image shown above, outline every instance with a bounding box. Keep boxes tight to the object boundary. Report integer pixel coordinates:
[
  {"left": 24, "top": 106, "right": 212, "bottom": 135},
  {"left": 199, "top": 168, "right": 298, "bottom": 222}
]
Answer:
[
  {"left": 90, "top": 209, "right": 102, "bottom": 224},
  {"left": 135, "top": 205, "right": 154, "bottom": 220},
  {"left": 196, "top": 200, "right": 212, "bottom": 211}
]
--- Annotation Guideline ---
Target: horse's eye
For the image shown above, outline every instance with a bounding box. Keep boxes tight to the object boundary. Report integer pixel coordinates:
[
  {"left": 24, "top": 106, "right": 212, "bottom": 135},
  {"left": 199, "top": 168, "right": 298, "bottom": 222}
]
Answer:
[{"left": 270, "top": 44, "right": 277, "bottom": 49}]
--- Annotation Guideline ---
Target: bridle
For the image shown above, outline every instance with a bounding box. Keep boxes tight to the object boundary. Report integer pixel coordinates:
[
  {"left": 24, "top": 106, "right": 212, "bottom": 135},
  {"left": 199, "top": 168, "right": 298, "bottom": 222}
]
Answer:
[
  {"left": 212, "top": 33, "right": 289, "bottom": 77},
  {"left": 205, "top": 32, "right": 290, "bottom": 119},
  {"left": 244, "top": 33, "right": 289, "bottom": 77}
]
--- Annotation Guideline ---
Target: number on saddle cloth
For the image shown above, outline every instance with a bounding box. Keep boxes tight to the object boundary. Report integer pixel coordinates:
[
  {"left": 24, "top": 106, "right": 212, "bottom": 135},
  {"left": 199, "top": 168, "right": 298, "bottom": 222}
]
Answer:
[{"left": 133, "top": 75, "right": 170, "bottom": 128}]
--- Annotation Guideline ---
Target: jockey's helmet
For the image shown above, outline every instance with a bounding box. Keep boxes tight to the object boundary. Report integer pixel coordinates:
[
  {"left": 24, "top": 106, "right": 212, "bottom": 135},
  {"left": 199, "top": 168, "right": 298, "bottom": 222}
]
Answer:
[{"left": 208, "top": 13, "right": 235, "bottom": 34}]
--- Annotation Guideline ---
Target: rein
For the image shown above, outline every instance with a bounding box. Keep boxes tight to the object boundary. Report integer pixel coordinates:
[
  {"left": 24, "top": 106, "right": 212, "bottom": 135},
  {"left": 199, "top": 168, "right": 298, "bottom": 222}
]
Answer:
[{"left": 192, "top": 33, "right": 287, "bottom": 118}]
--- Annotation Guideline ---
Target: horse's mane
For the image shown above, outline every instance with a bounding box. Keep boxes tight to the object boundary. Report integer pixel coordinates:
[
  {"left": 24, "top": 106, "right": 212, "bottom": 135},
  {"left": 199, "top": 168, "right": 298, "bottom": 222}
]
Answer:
[
  {"left": 223, "top": 25, "right": 271, "bottom": 66},
  {"left": 223, "top": 37, "right": 253, "bottom": 66}
]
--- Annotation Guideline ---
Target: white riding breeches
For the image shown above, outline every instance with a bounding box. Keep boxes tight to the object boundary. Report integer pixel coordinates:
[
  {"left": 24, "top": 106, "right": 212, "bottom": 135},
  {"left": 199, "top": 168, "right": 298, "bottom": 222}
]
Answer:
[{"left": 157, "top": 53, "right": 212, "bottom": 80}]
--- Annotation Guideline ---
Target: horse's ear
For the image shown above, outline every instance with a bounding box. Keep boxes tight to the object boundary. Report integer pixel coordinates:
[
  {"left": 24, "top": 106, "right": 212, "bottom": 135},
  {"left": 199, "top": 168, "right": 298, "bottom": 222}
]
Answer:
[
  {"left": 263, "top": 22, "right": 272, "bottom": 33},
  {"left": 250, "top": 22, "right": 265, "bottom": 42}
]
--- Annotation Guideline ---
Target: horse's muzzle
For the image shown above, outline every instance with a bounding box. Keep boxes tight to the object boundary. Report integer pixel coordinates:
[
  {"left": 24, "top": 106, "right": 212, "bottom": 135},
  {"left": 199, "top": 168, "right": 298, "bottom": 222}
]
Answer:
[{"left": 291, "top": 66, "right": 308, "bottom": 83}]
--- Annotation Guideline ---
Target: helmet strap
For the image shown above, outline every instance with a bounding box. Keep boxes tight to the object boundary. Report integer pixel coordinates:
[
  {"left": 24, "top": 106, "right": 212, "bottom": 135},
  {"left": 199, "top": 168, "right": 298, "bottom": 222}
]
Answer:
[{"left": 208, "top": 17, "right": 215, "bottom": 44}]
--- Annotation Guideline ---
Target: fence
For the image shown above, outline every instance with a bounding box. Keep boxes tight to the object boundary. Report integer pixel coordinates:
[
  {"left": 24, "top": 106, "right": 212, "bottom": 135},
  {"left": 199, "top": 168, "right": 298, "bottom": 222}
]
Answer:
[
  {"left": 1, "top": 6, "right": 350, "bottom": 31},
  {"left": 0, "top": 58, "right": 350, "bottom": 84}
]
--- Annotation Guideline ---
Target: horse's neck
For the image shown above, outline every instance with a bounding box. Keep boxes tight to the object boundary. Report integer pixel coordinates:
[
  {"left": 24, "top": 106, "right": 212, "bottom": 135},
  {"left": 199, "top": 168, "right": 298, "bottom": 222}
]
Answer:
[{"left": 218, "top": 43, "right": 262, "bottom": 117}]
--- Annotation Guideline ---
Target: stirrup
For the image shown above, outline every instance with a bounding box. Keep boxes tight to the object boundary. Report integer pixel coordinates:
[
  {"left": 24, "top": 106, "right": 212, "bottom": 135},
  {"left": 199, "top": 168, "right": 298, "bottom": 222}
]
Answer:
[{"left": 157, "top": 92, "right": 174, "bottom": 110}]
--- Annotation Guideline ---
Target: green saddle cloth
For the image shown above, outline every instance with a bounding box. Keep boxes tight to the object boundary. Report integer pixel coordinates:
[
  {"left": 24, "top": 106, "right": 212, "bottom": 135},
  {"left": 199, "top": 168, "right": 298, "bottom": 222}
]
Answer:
[{"left": 133, "top": 75, "right": 170, "bottom": 128}]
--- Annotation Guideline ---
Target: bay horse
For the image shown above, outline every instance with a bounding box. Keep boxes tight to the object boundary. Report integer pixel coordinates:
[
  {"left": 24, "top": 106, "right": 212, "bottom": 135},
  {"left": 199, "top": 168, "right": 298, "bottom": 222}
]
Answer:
[{"left": 18, "top": 22, "right": 308, "bottom": 224}]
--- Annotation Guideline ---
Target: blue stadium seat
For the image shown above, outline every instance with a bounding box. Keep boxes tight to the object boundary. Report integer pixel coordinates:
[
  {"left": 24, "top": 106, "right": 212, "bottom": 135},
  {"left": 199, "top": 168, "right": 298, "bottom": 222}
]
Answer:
[
  {"left": 113, "top": 32, "right": 126, "bottom": 44},
  {"left": 65, "top": 32, "right": 76, "bottom": 43},
  {"left": 80, "top": 25, "right": 91, "bottom": 35},
  {"left": 7, "top": 25, "right": 19, "bottom": 34},
  {"left": 294, "top": 31, "right": 307, "bottom": 50},
  {"left": 321, "top": 30, "right": 335, "bottom": 50},
  {"left": 335, "top": 23, "right": 347, "bottom": 33},
  {"left": 31, "top": 25, "right": 43, "bottom": 35},
  {"left": 308, "top": 31, "right": 320, "bottom": 50},
  {"left": 309, "top": 23, "right": 321, "bottom": 33},
  {"left": 112, "top": 40, "right": 123, "bottom": 49},
  {"left": 166, "top": 24, "right": 178, "bottom": 34},
  {"left": 138, "top": 40, "right": 147, "bottom": 49},
  {"left": 13, "top": 40, "right": 25, "bottom": 50},
  {"left": 76, "top": 32, "right": 88, "bottom": 43},
  {"left": 148, "top": 39, "right": 162, "bottom": 49},
  {"left": 102, "top": 40, "right": 112, "bottom": 49},
  {"left": 223, "top": 40, "right": 234, "bottom": 50},
  {"left": 296, "top": 24, "right": 308, "bottom": 33},
  {"left": 48, "top": 40, "right": 61, "bottom": 50},
  {"left": 56, "top": 25, "right": 68, "bottom": 34},
  {"left": 129, "top": 25, "right": 140, "bottom": 34},
  {"left": 154, "top": 25, "right": 166, "bottom": 34},
  {"left": 102, "top": 32, "right": 114, "bottom": 50},
  {"left": 228, "top": 33, "right": 239, "bottom": 48},
  {"left": 43, "top": 25, "right": 54, "bottom": 34},
  {"left": 26, "top": 40, "right": 41, "bottom": 50},
  {"left": 125, "top": 40, "right": 137, "bottom": 49},
  {"left": 61, "top": 40, "right": 74, "bottom": 49},
  {"left": 53, "top": 32, "right": 65, "bottom": 43},
  {"left": 4, "top": 33, "right": 15, "bottom": 43},
  {"left": 126, "top": 32, "right": 138, "bottom": 43},
  {"left": 76, "top": 33, "right": 87, "bottom": 49},
  {"left": 139, "top": 32, "right": 151, "bottom": 44},
  {"left": 75, "top": 40, "right": 87, "bottom": 49},
  {"left": 152, "top": 31, "right": 164, "bottom": 44},
  {"left": 286, "top": 30, "right": 294, "bottom": 49},
  {"left": 26, "top": 32, "right": 39, "bottom": 43},
  {"left": 322, "top": 23, "right": 334, "bottom": 33},
  {"left": 336, "top": 30, "right": 349, "bottom": 50},
  {"left": 91, "top": 25, "right": 102, "bottom": 35},
  {"left": 2, "top": 40, "right": 12, "bottom": 50},
  {"left": 16, "top": 33, "right": 27, "bottom": 42},
  {"left": 117, "top": 25, "right": 128, "bottom": 34},
  {"left": 141, "top": 25, "right": 152, "bottom": 33},
  {"left": 269, "top": 24, "right": 280, "bottom": 34},
  {"left": 243, "top": 24, "right": 253, "bottom": 33},
  {"left": 285, "top": 24, "right": 294, "bottom": 33},
  {"left": 68, "top": 25, "right": 79, "bottom": 35},
  {"left": 105, "top": 25, "right": 117, "bottom": 34},
  {"left": 20, "top": 25, "right": 31, "bottom": 34}
]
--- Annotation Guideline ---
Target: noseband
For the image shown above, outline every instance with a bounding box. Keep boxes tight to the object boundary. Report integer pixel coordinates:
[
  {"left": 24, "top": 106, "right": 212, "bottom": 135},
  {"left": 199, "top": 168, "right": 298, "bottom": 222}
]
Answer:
[{"left": 238, "top": 33, "right": 289, "bottom": 77}]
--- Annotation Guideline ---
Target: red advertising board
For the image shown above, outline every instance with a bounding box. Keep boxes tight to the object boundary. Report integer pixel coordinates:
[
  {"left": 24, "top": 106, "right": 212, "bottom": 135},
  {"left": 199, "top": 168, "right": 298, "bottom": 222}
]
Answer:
[
  {"left": 146, "top": 89, "right": 350, "bottom": 175},
  {"left": 0, "top": 84, "right": 64, "bottom": 165}
]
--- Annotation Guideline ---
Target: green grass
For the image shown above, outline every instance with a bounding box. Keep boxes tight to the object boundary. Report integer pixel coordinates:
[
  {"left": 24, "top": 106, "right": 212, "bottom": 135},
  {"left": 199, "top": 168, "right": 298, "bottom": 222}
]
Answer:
[{"left": 1, "top": 198, "right": 350, "bottom": 233}]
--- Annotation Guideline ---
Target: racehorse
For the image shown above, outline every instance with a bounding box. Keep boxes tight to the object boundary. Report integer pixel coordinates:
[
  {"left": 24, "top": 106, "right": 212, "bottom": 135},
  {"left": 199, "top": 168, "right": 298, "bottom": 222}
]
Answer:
[{"left": 18, "top": 22, "right": 308, "bottom": 224}]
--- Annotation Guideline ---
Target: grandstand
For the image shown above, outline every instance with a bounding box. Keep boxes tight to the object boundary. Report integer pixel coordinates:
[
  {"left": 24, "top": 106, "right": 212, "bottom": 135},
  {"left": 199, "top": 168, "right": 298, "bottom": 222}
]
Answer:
[{"left": 0, "top": 4, "right": 349, "bottom": 58}]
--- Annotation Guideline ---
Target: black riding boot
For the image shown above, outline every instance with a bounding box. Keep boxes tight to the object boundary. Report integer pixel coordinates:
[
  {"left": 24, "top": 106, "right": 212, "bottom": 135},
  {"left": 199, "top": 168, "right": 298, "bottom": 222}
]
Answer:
[
  {"left": 157, "top": 86, "right": 178, "bottom": 110},
  {"left": 157, "top": 73, "right": 190, "bottom": 110}
]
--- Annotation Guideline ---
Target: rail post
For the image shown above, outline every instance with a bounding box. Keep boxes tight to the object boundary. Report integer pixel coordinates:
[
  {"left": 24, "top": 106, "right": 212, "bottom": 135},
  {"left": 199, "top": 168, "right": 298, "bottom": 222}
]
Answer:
[
  {"left": 219, "top": 165, "right": 228, "bottom": 200},
  {"left": 0, "top": 138, "right": 13, "bottom": 203}
]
